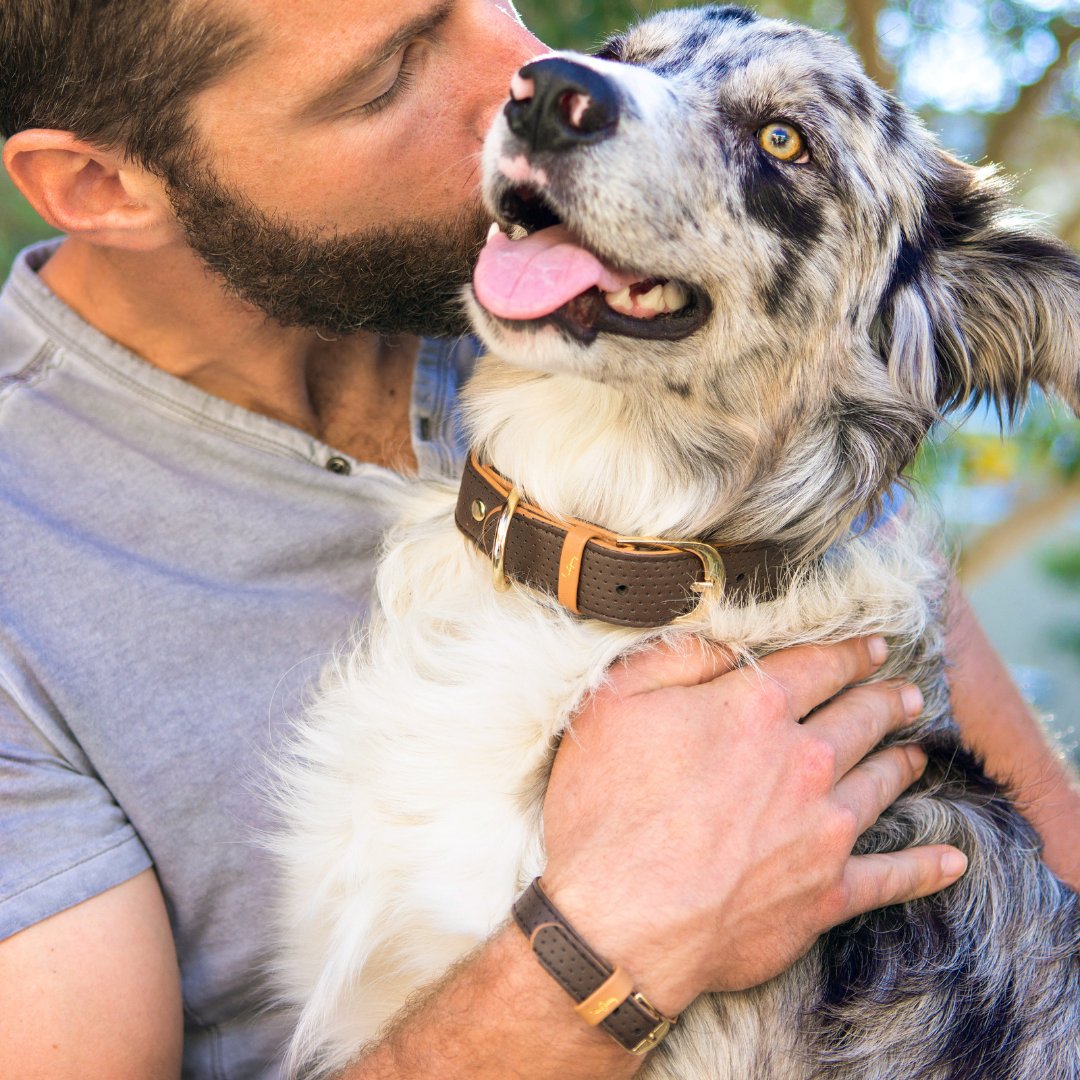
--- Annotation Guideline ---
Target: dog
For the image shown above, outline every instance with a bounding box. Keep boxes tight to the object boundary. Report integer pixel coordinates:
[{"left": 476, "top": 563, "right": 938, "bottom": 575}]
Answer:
[{"left": 272, "top": 6, "right": 1080, "bottom": 1077}]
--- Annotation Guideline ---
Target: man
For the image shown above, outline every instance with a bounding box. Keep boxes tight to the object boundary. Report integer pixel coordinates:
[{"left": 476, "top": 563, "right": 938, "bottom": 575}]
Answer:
[{"left": 0, "top": 1, "right": 1076, "bottom": 1077}]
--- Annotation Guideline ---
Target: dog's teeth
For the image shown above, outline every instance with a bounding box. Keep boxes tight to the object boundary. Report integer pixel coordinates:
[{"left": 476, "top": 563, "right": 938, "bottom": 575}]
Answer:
[
  {"left": 487, "top": 222, "right": 501, "bottom": 240},
  {"left": 638, "top": 285, "right": 665, "bottom": 312},
  {"left": 508, "top": 224, "right": 528, "bottom": 241},
  {"left": 663, "top": 283, "right": 688, "bottom": 312},
  {"left": 605, "top": 286, "right": 634, "bottom": 313}
]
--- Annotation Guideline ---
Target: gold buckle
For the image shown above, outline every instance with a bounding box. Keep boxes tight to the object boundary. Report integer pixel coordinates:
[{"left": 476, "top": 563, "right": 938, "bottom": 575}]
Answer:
[
  {"left": 491, "top": 487, "right": 523, "bottom": 592},
  {"left": 627, "top": 992, "right": 677, "bottom": 1055},
  {"left": 613, "top": 535, "right": 726, "bottom": 606}
]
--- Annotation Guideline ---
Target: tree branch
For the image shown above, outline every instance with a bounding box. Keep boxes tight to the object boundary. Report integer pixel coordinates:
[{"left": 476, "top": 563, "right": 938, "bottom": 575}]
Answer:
[
  {"left": 845, "top": 0, "right": 893, "bottom": 90},
  {"left": 958, "top": 477, "right": 1080, "bottom": 586},
  {"left": 984, "top": 19, "right": 1080, "bottom": 167}
]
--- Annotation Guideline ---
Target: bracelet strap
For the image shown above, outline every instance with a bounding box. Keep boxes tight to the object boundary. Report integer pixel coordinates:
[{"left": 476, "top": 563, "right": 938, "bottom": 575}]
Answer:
[{"left": 512, "top": 878, "right": 677, "bottom": 1055}]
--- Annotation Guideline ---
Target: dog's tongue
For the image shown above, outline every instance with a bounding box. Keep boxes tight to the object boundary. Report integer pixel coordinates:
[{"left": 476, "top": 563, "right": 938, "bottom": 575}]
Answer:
[{"left": 473, "top": 225, "right": 638, "bottom": 320}]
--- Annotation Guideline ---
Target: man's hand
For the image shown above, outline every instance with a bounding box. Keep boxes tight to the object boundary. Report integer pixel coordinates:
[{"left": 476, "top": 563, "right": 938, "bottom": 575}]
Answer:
[
  {"left": 343, "top": 636, "right": 969, "bottom": 1079},
  {"left": 541, "top": 636, "right": 967, "bottom": 1016}
]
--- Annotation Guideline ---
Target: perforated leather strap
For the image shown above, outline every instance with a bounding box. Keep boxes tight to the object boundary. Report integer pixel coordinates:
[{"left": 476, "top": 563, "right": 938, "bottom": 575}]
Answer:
[
  {"left": 512, "top": 878, "right": 677, "bottom": 1055},
  {"left": 456, "top": 454, "right": 793, "bottom": 627}
]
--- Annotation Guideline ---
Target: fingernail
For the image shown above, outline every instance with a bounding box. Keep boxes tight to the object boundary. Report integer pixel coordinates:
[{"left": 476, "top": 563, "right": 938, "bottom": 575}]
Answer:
[
  {"left": 941, "top": 850, "right": 968, "bottom": 878},
  {"left": 868, "top": 636, "right": 888, "bottom": 666},
  {"left": 906, "top": 744, "right": 927, "bottom": 772},
  {"left": 901, "top": 685, "right": 924, "bottom": 717}
]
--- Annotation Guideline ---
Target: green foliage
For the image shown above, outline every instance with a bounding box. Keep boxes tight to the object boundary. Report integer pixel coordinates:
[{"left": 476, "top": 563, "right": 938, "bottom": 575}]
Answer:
[
  {"left": 515, "top": 0, "right": 863, "bottom": 49},
  {"left": 513, "top": 0, "right": 849, "bottom": 51},
  {"left": 515, "top": 0, "right": 684, "bottom": 51},
  {"left": 1041, "top": 543, "right": 1080, "bottom": 589},
  {"left": 910, "top": 398, "right": 1080, "bottom": 504},
  {"left": 0, "top": 154, "right": 57, "bottom": 268},
  {"left": 1040, "top": 525, "right": 1080, "bottom": 668}
]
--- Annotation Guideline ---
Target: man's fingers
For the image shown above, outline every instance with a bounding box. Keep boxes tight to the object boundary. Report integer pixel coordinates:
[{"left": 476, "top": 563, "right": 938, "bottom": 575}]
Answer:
[
  {"left": 833, "top": 743, "right": 928, "bottom": 833},
  {"left": 617, "top": 634, "right": 890, "bottom": 711},
  {"left": 608, "top": 638, "right": 736, "bottom": 697},
  {"left": 739, "top": 636, "right": 889, "bottom": 723},
  {"left": 806, "top": 682, "right": 925, "bottom": 780},
  {"left": 839, "top": 845, "right": 969, "bottom": 922}
]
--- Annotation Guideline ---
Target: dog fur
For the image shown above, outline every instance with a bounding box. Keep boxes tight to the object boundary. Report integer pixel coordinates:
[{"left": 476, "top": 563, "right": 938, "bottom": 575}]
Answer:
[{"left": 272, "top": 6, "right": 1080, "bottom": 1077}]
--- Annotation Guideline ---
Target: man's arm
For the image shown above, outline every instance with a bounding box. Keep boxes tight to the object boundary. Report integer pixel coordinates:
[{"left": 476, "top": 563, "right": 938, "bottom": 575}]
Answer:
[
  {"left": 948, "top": 583, "right": 1080, "bottom": 887},
  {"left": 0, "top": 869, "right": 183, "bottom": 1080}
]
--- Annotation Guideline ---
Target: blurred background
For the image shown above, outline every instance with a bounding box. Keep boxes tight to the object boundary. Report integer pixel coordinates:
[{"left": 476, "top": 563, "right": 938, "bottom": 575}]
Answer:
[{"left": 2, "top": 0, "right": 1078, "bottom": 762}]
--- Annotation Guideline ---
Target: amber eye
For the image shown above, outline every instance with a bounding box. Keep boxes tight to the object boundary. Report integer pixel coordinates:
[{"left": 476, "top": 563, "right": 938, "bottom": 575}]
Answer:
[{"left": 757, "top": 122, "right": 808, "bottom": 163}]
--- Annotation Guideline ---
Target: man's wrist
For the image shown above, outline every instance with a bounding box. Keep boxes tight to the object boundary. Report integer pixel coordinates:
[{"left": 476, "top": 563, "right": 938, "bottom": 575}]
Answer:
[
  {"left": 512, "top": 879, "right": 679, "bottom": 1055},
  {"left": 535, "top": 872, "right": 702, "bottom": 1018}
]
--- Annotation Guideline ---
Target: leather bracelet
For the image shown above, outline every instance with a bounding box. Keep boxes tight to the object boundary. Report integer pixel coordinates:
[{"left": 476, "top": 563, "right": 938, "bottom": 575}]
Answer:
[{"left": 512, "top": 878, "right": 678, "bottom": 1055}]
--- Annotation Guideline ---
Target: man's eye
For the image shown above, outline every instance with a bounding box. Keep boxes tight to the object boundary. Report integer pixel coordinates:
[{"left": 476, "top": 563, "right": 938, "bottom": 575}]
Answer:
[{"left": 351, "top": 46, "right": 420, "bottom": 118}]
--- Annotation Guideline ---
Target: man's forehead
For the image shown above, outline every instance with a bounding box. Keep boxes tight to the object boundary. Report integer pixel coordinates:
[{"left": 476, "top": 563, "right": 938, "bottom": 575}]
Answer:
[
  {"left": 208, "top": 0, "right": 455, "bottom": 111},
  {"left": 222, "top": 0, "right": 448, "bottom": 42}
]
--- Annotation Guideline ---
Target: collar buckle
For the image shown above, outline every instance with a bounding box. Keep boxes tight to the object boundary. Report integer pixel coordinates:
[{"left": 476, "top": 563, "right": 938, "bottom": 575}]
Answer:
[{"left": 614, "top": 535, "right": 727, "bottom": 605}]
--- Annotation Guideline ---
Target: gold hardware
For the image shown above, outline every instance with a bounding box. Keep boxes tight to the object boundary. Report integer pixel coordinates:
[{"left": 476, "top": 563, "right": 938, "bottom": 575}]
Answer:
[
  {"left": 613, "top": 536, "right": 726, "bottom": 610},
  {"left": 470, "top": 499, "right": 487, "bottom": 522},
  {"left": 491, "top": 487, "right": 522, "bottom": 592},
  {"left": 628, "top": 992, "right": 677, "bottom": 1055}
]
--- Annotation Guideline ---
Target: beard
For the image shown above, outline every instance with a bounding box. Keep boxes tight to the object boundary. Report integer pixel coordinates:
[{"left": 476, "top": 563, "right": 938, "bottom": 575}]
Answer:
[{"left": 164, "top": 159, "right": 489, "bottom": 338}]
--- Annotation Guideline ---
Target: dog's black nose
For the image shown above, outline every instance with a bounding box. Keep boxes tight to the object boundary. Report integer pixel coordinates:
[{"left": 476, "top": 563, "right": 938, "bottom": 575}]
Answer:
[{"left": 504, "top": 58, "right": 620, "bottom": 154}]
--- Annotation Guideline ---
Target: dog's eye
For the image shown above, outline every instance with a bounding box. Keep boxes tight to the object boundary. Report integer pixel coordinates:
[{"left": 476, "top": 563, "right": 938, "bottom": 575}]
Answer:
[{"left": 757, "top": 122, "right": 808, "bottom": 163}]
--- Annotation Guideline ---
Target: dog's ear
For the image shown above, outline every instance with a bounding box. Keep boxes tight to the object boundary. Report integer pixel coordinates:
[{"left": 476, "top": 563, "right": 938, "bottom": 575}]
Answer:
[{"left": 873, "top": 153, "right": 1080, "bottom": 422}]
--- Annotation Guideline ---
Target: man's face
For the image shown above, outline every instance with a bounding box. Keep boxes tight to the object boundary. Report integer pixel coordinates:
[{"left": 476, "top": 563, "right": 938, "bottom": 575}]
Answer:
[{"left": 169, "top": 0, "right": 542, "bottom": 336}]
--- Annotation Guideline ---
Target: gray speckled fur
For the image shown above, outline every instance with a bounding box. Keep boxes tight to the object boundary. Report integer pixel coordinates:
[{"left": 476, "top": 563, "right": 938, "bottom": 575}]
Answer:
[{"left": 463, "top": 6, "right": 1080, "bottom": 1077}]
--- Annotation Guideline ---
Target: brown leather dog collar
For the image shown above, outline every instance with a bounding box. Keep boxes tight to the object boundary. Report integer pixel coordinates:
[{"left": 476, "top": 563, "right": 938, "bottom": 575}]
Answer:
[{"left": 454, "top": 454, "right": 793, "bottom": 627}]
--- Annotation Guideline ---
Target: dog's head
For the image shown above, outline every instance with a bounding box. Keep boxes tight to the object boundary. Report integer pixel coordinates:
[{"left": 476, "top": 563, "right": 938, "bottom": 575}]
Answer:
[{"left": 465, "top": 5, "right": 1080, "bottom": 542}]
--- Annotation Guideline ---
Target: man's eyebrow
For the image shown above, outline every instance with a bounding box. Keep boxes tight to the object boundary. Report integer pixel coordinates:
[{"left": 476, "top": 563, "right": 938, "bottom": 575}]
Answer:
[{"left": 297, "top": 1, "right": 456, "bottom": 120}]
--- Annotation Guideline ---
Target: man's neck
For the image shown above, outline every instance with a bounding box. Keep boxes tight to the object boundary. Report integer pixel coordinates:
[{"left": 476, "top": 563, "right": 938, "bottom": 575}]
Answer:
[{"left": 38, "top": 237, "right": 420, "bottom": 470}]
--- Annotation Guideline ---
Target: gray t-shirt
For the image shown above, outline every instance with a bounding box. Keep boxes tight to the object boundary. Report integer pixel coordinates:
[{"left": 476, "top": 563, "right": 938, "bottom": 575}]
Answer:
[{"left": 0, "top": 241, "right": 477, "bottom": 1078}]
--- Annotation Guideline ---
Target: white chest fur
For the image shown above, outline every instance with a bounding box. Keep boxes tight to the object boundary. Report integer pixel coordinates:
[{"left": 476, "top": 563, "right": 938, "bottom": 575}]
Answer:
[{"left": 272, "top": 466, "right": 943, "bottom": 1076}]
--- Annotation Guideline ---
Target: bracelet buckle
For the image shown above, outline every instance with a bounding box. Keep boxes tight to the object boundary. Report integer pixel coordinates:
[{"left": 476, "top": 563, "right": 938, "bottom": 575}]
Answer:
[{"left": 628, "top": 992, "right": 677, "bottom": 1055}]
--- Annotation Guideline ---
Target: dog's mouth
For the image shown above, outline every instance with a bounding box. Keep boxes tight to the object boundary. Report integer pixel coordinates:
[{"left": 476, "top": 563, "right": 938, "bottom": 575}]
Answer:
[{"left": 472, "top": 184, "right": 711, "bottom": 345}]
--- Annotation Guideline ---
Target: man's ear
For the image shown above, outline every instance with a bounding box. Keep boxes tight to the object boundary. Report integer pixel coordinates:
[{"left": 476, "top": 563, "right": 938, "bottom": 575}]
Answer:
[
  {"left": 2, "top": 130, "right": 181, "bottom": 251},
  {"left": 873, "top": 153, "right": 1080, "bottom": 422}
]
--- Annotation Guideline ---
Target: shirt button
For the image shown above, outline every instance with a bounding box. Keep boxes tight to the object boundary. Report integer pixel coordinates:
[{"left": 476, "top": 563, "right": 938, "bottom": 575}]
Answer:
[{"left": 326, "top": 456, "right": 352, "bottom": 475}]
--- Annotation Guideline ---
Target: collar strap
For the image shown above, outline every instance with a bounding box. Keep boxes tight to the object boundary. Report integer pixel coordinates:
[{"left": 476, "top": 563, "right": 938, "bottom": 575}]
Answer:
[{"left": 455, "top": 454, "right": 793, "bottom": 628}]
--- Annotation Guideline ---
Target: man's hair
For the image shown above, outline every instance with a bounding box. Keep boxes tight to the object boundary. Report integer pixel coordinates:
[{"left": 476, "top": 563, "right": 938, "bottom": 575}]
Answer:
[{"left": 0, "top": 0, "right": 251, "bottom": 174}]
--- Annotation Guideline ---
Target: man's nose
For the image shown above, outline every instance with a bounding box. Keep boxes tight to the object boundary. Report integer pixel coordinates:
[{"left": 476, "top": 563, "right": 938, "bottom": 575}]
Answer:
[{"left": 503, "top": 57, "right": 620, "bottom": 154}]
